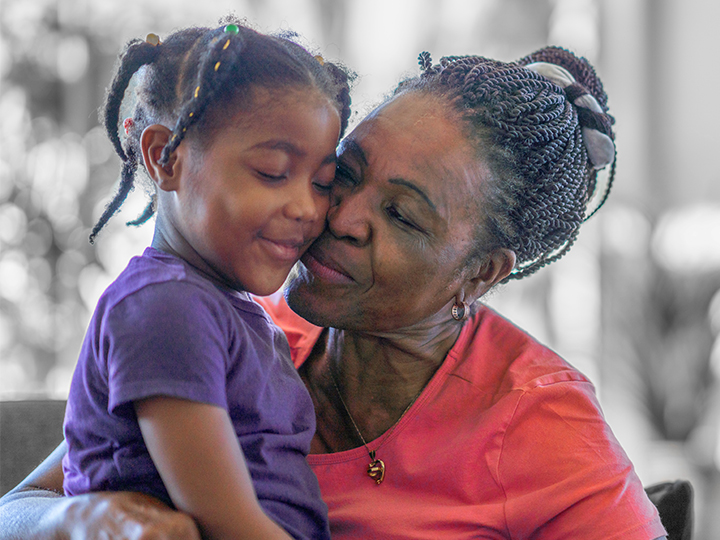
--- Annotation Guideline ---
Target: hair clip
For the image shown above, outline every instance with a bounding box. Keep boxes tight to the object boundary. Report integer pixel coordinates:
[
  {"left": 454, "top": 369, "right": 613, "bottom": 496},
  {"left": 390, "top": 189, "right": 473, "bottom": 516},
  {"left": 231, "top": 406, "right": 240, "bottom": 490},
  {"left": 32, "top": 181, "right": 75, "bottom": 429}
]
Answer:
[
  {"left": 314, "top": 55, "right": 325, "bottom": 66},
  {"left": 224, "top": 24, "right": 239, "bottom": 35},
  {"left": 145, "top": 33, "right": 161, "bottom": 46},
  {"left": 123, "top": 117, "right": 134, "bottom": 135}
]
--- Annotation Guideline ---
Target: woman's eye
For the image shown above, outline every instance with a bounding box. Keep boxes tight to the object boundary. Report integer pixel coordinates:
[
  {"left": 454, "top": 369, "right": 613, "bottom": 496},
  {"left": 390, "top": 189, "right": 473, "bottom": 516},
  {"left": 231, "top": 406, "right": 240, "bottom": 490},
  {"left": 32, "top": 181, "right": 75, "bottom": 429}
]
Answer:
[
  {"left": 386, "top": 204, "right": 420, "bottom": 231},
  {"left": 334, "top": 164, "right": 358, "bottom": 187}
]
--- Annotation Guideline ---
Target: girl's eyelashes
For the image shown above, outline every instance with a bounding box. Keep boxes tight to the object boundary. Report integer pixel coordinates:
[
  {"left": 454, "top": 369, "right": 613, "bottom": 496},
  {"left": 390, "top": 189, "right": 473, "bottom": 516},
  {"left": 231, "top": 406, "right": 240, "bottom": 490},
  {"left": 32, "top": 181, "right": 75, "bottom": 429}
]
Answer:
[
  {"left": 256, "top": 170, "right": 287, "bottom": 181},
  {"left": 255, "top": 167, "right": 333, "bottom": 193},
  {"left": 313, "top": 181, "right": 333, "bottom": 193}
]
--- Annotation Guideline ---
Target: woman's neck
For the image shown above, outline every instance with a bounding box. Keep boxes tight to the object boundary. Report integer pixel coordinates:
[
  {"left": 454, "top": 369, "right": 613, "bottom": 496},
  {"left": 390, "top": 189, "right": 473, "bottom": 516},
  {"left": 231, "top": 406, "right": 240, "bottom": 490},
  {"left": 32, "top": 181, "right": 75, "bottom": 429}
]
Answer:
[
  {"left": 303, "top": 310, "right": 467, "bottom": 452},
  {"left": 330, "top": 323, "right": 460, "bottom": 402}
]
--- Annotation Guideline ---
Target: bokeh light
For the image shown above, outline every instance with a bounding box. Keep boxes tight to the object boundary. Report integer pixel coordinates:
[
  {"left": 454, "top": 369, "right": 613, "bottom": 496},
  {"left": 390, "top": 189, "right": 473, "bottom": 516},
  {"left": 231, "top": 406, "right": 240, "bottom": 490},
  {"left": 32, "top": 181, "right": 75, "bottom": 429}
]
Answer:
[{"left": 1, "top": 0, "right": 719, "bottom": 535}]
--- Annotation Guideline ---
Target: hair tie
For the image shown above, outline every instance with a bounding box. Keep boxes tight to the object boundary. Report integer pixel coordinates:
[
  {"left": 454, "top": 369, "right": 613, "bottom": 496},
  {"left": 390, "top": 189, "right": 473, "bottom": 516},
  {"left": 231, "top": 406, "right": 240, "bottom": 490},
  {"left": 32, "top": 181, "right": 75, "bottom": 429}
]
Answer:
[
  {"left": 145, "top": 33, "right": 161, "bottom": 46},
  {"left": 524, "top": 62, "right": 615, "bottom": 169},
  {"left": 123, "top": 117, "right": 134, "bottom": 135}
]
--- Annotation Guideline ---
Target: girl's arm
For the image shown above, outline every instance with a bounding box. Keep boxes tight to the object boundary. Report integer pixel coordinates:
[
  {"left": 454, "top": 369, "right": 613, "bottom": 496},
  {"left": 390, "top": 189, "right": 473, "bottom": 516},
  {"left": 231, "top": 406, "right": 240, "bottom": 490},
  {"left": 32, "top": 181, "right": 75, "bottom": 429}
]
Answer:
[
  {"left": 135, "top": 396, "right": 292, "bottom": 540},
  {"left": 0, "top": 441, "right": 199, "bottom": 540}
]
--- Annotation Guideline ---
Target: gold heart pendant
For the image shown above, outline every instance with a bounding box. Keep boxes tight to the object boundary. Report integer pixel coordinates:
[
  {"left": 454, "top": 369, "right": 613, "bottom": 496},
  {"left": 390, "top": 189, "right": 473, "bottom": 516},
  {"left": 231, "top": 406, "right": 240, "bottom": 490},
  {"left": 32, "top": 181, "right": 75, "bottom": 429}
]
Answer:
[{"left": 367, "top": 456, "right": 385, "bottom": 485}]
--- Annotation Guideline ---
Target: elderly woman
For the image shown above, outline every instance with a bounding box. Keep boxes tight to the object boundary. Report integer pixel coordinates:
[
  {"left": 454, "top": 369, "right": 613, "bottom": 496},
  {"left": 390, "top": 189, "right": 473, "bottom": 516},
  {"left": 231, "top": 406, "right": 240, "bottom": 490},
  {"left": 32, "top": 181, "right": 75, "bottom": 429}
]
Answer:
[{"left": 1, "top": 46, "right": 667, "bottom": 539}]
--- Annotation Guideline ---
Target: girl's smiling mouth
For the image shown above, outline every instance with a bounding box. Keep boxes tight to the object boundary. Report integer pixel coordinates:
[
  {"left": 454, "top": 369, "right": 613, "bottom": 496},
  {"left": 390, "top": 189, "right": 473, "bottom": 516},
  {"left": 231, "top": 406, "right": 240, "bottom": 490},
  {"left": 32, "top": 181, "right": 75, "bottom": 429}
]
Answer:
[{"left": 259, "top": 236, "right": 307, "bottom": 262}]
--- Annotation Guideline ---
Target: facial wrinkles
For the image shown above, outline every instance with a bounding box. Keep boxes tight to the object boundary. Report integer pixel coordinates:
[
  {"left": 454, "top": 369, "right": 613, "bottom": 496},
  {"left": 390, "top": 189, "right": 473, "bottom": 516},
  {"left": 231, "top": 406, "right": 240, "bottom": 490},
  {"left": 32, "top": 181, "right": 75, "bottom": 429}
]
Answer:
[
  {"left": 348, "top": 103, "right": 478, "bottom": 291},
  {"left": 305, "top": 94, "right": 485, "bottom": 328},
  {"left": 405, "top": 139, "right": 485, "bottom": 270}
]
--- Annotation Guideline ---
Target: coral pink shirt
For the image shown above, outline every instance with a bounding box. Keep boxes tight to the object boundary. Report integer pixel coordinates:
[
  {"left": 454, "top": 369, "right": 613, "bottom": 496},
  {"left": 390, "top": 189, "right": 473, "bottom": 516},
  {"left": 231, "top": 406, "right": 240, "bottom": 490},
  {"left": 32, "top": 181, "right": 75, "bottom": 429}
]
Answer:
[{"left": 257, "top": 295, "right": 666, "bottom": 540}]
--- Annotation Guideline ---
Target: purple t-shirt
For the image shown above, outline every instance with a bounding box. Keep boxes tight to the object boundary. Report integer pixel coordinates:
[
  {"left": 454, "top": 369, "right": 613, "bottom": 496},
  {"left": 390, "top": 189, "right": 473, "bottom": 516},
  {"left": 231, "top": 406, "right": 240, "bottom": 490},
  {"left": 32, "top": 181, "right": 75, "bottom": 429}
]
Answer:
[{"left": 62, "top": 247, "right": 330, "bottom": 540}]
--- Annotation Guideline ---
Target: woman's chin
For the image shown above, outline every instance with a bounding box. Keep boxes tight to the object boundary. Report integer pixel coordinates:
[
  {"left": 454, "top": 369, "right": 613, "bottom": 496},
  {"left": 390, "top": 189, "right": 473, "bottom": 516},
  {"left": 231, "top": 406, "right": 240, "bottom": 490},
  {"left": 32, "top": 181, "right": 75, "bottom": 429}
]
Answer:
[{"left": 284, "top": 270, "right": 335, "bottom": 326}]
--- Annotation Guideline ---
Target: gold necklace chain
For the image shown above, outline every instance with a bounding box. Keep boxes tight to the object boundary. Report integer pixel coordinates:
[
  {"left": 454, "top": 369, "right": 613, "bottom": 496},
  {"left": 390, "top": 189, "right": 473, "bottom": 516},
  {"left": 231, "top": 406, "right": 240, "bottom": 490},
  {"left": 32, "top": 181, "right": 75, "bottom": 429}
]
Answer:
[{"left": 329, "top": 365, "right": 424, "bottom": 485}]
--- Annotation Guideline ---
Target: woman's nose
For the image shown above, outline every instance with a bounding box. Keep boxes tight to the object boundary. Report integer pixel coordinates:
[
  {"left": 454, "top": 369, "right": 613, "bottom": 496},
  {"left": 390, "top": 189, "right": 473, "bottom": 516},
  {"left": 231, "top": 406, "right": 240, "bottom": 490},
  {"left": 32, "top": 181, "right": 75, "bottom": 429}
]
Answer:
[{"left": 327, "top": 186, "right": 371, "bottom": 246}]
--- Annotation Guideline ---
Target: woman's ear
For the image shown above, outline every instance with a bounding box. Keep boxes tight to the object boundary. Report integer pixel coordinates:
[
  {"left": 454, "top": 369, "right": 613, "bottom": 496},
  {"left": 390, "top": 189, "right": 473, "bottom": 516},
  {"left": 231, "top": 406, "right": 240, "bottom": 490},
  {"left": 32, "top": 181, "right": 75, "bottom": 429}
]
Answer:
[
  {"left": 141, "top": 125, "right": 181, "bottom": 192},
  {"left": 464, "top": 248, "right": 516, "bottom": 301}
]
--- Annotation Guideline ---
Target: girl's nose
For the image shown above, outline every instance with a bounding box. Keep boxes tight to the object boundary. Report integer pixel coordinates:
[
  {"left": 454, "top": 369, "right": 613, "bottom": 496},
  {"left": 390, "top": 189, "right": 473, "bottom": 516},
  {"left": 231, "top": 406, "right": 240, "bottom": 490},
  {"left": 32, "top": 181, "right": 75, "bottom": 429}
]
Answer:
[{"left": 284, "top": 181, "right": 322, "bottom": 224}]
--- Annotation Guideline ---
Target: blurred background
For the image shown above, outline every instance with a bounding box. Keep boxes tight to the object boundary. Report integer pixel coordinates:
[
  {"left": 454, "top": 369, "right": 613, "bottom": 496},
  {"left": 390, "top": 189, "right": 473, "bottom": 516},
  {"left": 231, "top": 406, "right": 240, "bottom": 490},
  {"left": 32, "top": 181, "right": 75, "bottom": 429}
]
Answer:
[{"left": 0, "top": 0, "right": 718, "bottom": 535}]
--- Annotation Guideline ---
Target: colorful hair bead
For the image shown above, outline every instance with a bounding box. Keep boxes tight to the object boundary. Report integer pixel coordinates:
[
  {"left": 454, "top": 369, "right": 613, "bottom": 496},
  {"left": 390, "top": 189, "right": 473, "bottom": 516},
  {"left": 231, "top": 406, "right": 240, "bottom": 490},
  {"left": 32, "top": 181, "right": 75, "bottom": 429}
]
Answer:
[
  {"left": 145, "top": 33, "right": 161, "bottom": 46},
  {"left": 224, "top": 24, "right": 239, "bottom": 35},
  {"left": 123, "top": 117, "right": 134, "bottom": 135}
]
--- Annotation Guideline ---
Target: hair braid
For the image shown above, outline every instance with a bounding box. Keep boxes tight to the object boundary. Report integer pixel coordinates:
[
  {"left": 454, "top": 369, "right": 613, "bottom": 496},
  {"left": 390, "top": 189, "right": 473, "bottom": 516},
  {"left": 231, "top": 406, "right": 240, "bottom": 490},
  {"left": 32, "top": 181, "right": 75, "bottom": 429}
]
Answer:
[
  {"left": 90, "top": 19, "right": 353, "bottom": 242},
  {"left": 323, "top": 61, "right": 353, "bottom": 136},
  {"left": 398, "top": 47, "right": 616, "bottom": 281},
  {"left": 103, "top": 39, "right": 162, "bottom": 161},
  {"left": 90, "top": 40, "right": 162, "bottom": 243},
  {"left": 159, "top": 28, "right": 248, "bottom": 165},
  {"left": 89, "top": 146, "right": 139, "bottom": 243}
]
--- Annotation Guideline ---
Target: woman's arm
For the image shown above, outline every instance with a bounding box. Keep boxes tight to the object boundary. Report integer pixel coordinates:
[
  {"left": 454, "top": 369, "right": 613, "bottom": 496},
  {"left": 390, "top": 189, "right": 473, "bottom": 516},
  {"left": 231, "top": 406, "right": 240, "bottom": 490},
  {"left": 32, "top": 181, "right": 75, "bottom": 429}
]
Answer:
[
  {"left": 135, "top": 397, "right": 292, "bottom": 540},
  {"left": 0, "top": 441, "right": 200, "bottom": 540}
]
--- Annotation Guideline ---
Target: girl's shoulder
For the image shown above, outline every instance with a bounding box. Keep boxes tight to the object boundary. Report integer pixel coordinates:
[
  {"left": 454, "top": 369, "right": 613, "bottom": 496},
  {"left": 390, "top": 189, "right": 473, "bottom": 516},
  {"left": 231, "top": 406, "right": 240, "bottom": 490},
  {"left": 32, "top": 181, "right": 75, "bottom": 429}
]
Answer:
[
  {"left": 100, "top": 247, "right": 264, "bottom": 318},
  {"left": 97, "top": 247, "right": 213, "bottom": 308}
]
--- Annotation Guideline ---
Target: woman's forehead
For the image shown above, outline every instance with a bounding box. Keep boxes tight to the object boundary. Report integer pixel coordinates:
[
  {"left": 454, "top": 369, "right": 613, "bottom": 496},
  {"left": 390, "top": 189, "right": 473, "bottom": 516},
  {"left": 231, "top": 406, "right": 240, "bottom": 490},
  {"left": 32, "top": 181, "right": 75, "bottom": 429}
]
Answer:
[
  {"left": 339, "top": 93, "right": 488, "bottom": 225},
  {"left": 344, "top": 93, "right": 470, "bottom": 164}
]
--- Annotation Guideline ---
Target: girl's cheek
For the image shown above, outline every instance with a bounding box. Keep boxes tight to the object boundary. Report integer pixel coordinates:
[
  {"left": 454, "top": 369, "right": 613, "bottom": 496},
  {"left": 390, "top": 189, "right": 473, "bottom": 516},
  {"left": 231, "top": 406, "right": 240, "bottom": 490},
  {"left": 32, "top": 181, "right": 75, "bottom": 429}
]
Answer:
[{"left": 307, "top": 205, "right": 329, "bottom": 242}]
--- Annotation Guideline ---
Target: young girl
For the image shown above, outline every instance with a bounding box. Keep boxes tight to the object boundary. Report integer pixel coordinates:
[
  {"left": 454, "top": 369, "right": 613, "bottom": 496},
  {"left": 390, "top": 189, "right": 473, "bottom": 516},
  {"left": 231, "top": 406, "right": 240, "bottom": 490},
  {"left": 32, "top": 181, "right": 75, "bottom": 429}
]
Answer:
[{"left": 61, "top": 20, "right": 352, "bottom": 540}]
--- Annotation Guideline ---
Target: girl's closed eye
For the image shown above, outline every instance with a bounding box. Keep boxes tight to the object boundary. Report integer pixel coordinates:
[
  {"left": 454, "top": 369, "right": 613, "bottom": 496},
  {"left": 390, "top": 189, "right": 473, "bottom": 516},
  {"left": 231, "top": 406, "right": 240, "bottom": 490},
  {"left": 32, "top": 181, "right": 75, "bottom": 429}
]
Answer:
[
  {"left": 313, "top": 180, "right": 333, "bottom": 193},
  {"left": 250, "top": 152, "right": 291, "bottom": 182},
  {"left": 256, "top": 170, "right": 287, "bottom": 181},
  {"left": 312, "top": 162, "right": 337, "bottom": 194}
]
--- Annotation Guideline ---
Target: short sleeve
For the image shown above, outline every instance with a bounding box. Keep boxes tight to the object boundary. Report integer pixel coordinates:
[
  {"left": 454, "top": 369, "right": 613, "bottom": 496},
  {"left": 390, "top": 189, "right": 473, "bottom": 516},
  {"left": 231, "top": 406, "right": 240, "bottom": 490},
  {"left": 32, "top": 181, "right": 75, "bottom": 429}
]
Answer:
[
  {"left": 101, "top": 281, "right": 231, "bottom": 413},
  {"left": 499, "top": 380, "right": 666, "bottom": 539}
]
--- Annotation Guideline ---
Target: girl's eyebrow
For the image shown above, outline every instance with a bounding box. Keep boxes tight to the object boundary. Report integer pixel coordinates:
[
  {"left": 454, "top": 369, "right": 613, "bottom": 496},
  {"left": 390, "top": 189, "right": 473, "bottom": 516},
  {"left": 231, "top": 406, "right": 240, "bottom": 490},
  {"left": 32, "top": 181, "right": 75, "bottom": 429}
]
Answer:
[
  {"left": 389, "top": 178, "right": 437, "bottom": 212},
  {"left": 251, "top": 140, "right": 337, "bottom": 164},
  {"left": 252, "top": 140, "right": 305, "bottom": 156}
]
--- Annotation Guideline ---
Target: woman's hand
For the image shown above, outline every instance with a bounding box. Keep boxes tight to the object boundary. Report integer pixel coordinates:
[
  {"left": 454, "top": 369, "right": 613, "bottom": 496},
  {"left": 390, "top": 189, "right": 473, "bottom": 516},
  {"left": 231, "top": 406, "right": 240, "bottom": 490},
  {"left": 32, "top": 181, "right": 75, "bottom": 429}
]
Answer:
[
  {"left": 0, "top": 441, "right": 200, "bottom": 540},
  {"left": 0, "top": 488, "right": 200, "bottom": 540},
  {"left": 53, "top": 490, "right": 201, "bottom": 540}
]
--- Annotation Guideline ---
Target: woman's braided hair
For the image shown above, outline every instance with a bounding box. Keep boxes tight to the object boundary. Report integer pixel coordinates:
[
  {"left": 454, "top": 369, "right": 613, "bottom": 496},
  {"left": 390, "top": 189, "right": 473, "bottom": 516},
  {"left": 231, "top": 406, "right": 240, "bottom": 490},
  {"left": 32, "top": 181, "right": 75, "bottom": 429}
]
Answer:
[
  {"left": 404, "top": 46, "right": 615, "bottom": 281},
  {"left": 91, "top": 18, "right": 353, "bottom": 243}
]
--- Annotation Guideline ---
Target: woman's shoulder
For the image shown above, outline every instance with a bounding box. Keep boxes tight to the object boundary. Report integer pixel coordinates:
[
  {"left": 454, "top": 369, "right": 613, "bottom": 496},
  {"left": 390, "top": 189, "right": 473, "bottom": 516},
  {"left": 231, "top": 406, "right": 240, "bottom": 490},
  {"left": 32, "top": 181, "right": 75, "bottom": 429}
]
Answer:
[
  {"left": 449, "top": 303, "right": 592, "bottom": 395},
  {"left": 253, "top": 293, "right": 323, "bottom": 368}
]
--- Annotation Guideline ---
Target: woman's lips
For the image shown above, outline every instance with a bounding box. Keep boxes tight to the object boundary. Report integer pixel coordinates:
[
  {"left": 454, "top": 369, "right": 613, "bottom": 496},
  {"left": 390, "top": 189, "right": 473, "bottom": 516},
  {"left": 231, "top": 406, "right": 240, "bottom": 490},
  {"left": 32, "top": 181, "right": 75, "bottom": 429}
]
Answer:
[{"left": 301, "top": 250, "right": 354, "bottom": 284}]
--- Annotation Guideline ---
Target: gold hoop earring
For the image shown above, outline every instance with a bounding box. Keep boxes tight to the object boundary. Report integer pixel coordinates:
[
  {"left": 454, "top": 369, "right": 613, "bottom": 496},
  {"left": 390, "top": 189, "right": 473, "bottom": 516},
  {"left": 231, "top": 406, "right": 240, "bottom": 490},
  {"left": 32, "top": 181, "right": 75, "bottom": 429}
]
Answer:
[{"left": 451, "top": 301, "right": 469, "bottom": 321}]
